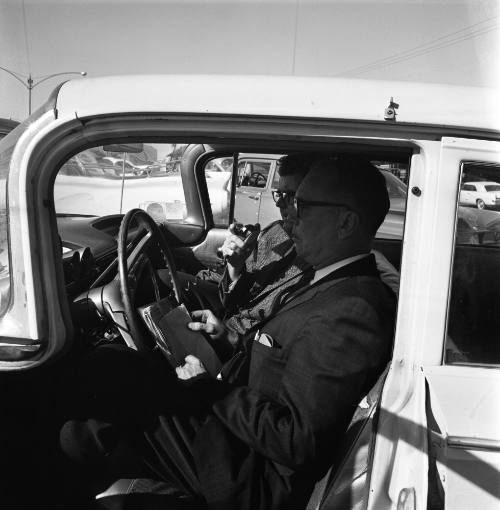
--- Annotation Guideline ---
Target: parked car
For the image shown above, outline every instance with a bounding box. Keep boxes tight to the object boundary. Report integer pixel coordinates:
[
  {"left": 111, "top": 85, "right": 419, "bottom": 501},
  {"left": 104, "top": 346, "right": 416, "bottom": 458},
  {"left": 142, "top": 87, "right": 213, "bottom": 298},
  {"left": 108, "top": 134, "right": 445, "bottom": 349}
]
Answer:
[
  {"left": 0, "top": 75, "right": 499, "bottom": 510},
  {"left": 459, "top": 181, "right": 500, "bottom": 209}
]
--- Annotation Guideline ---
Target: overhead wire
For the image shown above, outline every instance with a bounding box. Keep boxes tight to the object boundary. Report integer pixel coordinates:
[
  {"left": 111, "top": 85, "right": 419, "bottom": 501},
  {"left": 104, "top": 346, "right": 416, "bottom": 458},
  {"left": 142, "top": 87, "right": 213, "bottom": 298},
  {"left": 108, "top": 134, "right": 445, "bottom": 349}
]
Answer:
[
  {"left": 337, "top": 15, "right": 498, "bottom": 76},
  {"left": 341, "top": 24, "right": 498, "bottom": 76},
  {"left": 336, "top": 15, "right": 499, "bottom": 77}
]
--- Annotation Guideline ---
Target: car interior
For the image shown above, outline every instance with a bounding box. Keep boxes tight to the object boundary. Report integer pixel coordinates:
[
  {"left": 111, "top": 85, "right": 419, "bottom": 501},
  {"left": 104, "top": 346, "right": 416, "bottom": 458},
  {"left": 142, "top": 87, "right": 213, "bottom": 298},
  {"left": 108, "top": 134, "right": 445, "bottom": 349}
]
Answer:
[
  {"left": 0, "top": 133, "right": 414, "bottom": 509},
  {"left": 3, "top": 124, "right": 498, "bottom": 509}
]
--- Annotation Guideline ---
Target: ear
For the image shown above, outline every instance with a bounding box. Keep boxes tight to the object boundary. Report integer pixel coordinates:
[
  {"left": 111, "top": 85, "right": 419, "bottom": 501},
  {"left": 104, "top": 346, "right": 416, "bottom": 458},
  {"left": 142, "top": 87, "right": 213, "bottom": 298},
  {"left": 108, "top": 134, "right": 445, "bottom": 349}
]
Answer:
[{"left": 337, "top": 210, "right": 359, "bottom": 240}]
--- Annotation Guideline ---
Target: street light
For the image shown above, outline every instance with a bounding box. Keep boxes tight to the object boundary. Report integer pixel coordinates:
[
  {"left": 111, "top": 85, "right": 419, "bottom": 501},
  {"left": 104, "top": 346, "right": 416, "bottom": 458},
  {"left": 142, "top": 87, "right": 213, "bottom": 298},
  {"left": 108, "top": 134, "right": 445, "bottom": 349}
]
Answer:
[{"left": 0, "top": 67, "right": 87, "bottom": 115}]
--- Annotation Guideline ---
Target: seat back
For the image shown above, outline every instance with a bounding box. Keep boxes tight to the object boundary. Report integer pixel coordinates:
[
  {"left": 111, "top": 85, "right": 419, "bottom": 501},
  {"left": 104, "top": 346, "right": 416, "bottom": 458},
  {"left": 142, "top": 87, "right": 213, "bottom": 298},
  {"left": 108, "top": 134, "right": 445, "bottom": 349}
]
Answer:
[{"left": 305, "top": 365, "right": 389, "bottom": 510}]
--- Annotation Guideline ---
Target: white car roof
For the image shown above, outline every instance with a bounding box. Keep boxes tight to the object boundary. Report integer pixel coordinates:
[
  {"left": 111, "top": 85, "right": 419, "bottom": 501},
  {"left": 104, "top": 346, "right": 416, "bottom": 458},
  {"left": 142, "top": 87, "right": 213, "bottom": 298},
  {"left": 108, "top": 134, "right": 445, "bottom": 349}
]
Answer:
[{"left": 55, "top": 75, "right": 500, "bottom": 132}]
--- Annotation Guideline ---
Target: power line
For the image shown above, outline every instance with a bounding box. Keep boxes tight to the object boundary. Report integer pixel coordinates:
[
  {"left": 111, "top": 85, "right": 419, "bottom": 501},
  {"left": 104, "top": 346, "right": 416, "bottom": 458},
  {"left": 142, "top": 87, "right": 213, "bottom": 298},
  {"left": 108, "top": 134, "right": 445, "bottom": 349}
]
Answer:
[
  {"left": 336, "top": 15, "right": 499, "bottom": 77},
  {"left": 343, "top": 24, "right": 498, "bottom": 76},
  {"left": 337, "top": 15, "right": 498, "bottom": 76}
]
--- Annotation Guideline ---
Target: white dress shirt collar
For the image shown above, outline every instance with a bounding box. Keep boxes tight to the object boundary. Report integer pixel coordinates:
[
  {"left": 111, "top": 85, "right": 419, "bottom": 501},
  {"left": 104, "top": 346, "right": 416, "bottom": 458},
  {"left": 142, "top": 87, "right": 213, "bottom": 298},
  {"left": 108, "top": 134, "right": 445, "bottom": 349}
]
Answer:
[{"left": 310, "top": 253, "right": 370, "bottom": 285}]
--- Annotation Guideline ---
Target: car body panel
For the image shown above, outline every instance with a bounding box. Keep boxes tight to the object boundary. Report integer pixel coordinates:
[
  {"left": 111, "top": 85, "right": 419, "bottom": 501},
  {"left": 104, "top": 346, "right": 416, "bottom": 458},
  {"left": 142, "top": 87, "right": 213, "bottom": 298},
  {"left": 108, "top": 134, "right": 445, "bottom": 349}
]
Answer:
[
  {"left": 425, "top": 366, "right": 500, "bottom": 509},
  {"left": 55, "top": 75, "right": 499, "bottom": 133}
]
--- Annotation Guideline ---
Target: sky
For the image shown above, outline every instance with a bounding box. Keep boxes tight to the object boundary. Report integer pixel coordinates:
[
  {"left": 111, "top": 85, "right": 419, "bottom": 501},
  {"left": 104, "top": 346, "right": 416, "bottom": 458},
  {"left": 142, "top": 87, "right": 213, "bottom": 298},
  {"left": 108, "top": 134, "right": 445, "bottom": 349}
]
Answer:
[{"left": 0, "top": 0, "right": 499, "bottom": 121}]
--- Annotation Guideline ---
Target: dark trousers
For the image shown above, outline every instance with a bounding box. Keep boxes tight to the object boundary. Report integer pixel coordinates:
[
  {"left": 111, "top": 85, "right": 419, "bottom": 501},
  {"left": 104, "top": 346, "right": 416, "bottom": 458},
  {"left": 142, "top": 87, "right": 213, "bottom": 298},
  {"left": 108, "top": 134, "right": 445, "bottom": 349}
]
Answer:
[{"left": 60, "top": 344, "right": 209, "bottom": 501}]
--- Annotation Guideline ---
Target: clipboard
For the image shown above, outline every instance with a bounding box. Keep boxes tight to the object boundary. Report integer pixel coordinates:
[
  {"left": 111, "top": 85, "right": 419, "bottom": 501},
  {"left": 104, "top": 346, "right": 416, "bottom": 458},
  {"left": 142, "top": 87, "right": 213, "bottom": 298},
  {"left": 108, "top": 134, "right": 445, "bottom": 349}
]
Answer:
[{"left": 141, "top": 300, "right": 222, "bottom": 377}]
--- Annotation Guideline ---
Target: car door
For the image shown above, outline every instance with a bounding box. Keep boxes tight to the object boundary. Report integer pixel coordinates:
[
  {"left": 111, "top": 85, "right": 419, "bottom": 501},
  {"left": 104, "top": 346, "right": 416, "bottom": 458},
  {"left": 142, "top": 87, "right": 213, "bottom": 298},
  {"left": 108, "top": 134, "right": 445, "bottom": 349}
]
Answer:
[
  {"left": 423, "top": 139, "right": 500, "bottom": 509},
  {"left": 366, "top": 138, "right": 500, "bottom": 510}
]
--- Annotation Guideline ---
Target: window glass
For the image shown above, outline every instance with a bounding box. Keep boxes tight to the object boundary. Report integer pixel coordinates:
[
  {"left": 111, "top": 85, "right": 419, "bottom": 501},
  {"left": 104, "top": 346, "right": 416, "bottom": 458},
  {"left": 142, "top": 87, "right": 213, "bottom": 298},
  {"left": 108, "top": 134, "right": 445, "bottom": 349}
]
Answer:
[
  {"left": 203, "top": 157, "right": 232, "bottom": 226},
  {"left": 232, "top": 155, "right": 409, "bottom": 237},
  {"left": 446, "top": 162, "right": 500, "bottom": 365},
  {"left": 246, "top": 161, "right": 271, "bottom": 188},
  {"left": 0, "top": 142, "right": 14, "bottom": 315},
  {"left": 237, "top": 159, "right": 271, "bottom": 188},
  {"left": 373, "top": 162, "right": 409, "bottom": 240},
  {"left": 271, "top": 164, "right": 280, "bottom": 189},
  {"left": 0, "top": 115, "right": 42, "bottom": 316},
  {"left": 55, "top": 143, "right": 189, "bottom": 222},
  {"left": 237, "top": 161, "right": 249, "bottom": 186}
]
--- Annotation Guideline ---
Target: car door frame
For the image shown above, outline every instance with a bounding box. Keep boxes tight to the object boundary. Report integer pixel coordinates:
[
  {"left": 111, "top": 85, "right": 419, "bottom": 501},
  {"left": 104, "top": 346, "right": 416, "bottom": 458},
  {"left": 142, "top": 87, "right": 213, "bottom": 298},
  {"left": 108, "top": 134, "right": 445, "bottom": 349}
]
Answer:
[{"left": 367, "top": 137, "right": 500, "bottom": 510}]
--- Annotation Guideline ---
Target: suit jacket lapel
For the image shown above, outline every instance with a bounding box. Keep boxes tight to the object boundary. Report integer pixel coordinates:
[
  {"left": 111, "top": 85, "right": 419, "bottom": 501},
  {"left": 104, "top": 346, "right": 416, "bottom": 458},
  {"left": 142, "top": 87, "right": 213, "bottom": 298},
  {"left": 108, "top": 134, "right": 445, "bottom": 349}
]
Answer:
[{"left": 275, "top": 254, "right": 379, "bottom": 316}]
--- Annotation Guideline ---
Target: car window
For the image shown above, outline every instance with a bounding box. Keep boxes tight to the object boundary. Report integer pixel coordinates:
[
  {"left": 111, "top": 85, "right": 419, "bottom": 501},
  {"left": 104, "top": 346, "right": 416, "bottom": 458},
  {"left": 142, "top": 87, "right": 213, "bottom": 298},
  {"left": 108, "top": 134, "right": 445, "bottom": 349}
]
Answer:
[
  {"left": 55, "top": 144, "right": 191, "bottom": 222},
  {"left": 271, "top": 163, "right": 280, "bottom": 189},
  {"left": 373, "top": 163, "right": 409, "bottom": 240},
  {"left": 55, "top": 145, "right": 233, "bottom": 227},
  {"left": 238, "top": 159, "right": 271, "bottom": 188},
  {"left": 0, "top": 111, "right": 47, "bottom": 316},
  {"left": 446, "top": 162, "right": 500, "bottom": 366},
  {"left": 203, "top": 157, "right": 232, "bottom": 226}
]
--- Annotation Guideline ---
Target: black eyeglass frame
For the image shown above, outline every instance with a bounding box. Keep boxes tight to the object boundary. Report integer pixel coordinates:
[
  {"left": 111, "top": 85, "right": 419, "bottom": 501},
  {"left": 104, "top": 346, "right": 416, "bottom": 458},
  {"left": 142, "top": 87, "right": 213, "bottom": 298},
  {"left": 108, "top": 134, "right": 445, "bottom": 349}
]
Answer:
[
  {"left": 271, "top": 189, "right": 296, "bottom": 204},
  {"left": 293, "top": 197, "right": 351, "bottom": 218}
]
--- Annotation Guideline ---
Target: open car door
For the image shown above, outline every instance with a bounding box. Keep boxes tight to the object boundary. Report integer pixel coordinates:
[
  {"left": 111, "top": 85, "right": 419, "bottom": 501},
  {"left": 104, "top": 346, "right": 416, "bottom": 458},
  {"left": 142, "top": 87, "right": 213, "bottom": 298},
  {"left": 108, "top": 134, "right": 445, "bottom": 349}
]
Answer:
[{"left": 424, "top": 138, "right": 500, "bottom": 509}]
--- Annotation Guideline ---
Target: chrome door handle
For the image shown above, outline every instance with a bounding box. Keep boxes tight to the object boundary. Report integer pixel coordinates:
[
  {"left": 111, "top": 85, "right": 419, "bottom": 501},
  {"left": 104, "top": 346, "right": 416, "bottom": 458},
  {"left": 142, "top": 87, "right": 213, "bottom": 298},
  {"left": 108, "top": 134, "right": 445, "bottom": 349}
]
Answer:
[{"left": 248, "top": 194, "right": 261, "bottom": 201}]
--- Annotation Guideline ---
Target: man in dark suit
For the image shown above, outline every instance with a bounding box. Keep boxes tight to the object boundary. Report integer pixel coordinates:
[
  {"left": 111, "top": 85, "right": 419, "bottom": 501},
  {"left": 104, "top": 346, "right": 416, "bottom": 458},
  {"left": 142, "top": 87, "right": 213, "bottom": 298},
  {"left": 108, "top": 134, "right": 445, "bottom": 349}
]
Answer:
[
  {"left": 61, "top": 155, "right": 396, "bottom": 510},
  {"left": 173, "top": 155, "right": 396, "bottom": 509},
  {"left": 217, "top": 154, "right": 399, "bottom": 336}
]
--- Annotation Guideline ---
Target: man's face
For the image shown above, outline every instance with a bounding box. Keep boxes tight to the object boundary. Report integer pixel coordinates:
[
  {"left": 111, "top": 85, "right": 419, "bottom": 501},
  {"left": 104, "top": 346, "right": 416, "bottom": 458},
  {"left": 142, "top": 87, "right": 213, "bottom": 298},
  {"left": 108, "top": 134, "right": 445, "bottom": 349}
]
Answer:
[
  {"left": 274, "top": 173, "right": 304, "bottom": 234},
  {"left": 291, "top": 170, "right": 351, "bottom": 268}
]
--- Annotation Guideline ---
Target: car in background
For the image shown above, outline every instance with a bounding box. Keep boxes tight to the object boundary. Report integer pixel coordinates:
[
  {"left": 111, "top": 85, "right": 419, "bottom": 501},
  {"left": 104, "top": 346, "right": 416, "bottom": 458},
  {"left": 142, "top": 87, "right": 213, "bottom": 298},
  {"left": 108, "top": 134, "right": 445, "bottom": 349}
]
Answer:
[
  {"left": 460, "top": 181, "right": 500, "bottom": 209},
  {"left": 101, "top": 156, "right": 152, "bottom": 176}
]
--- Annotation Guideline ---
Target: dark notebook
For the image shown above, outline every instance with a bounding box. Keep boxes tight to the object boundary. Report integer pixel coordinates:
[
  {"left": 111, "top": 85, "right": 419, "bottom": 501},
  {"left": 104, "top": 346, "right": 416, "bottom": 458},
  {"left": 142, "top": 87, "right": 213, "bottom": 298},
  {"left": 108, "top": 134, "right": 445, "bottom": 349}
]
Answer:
[{"left": 141, "top": 300, "right": 222, "bottom": 377}]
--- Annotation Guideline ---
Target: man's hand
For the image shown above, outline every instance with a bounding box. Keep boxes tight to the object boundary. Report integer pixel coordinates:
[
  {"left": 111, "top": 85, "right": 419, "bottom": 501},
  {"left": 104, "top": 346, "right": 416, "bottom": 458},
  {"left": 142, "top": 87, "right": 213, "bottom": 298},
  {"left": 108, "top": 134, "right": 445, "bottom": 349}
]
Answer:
[
  {"left": 188, "top": 309, "right": 227, "bottom": 340},
  {"left": 219, "top": 223, "right": 259, "bottom": 281},
  {"left": 175, "top": 355, "right": 207, "bottom": 380}
]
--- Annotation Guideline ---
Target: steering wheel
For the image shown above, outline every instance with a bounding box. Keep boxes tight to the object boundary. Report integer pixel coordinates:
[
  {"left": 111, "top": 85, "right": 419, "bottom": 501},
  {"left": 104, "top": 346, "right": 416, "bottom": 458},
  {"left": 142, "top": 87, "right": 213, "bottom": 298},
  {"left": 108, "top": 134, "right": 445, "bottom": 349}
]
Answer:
[
  {"left": 248, "top": 172, "right": 266, "bottom": 187},
  {"left": 118, "top": 208, "right": 182, "bottom": 351}
]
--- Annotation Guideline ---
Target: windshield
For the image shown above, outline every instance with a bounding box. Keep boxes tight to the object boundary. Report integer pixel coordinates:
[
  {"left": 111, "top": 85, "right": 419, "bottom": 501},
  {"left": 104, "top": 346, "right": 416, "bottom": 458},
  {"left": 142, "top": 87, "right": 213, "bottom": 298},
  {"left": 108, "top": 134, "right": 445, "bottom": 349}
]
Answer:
[{"left": 54, "top": 143, "right": 232, "bottom": 225}]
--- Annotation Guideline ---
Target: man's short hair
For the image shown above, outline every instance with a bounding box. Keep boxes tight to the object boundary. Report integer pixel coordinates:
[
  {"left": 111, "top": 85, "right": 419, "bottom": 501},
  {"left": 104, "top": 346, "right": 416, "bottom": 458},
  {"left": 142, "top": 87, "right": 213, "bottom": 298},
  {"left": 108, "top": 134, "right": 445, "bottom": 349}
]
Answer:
[
  {"left": 277, "top": 153, "right": 315, "bottom": 177},
  {"left": 310, "top": 155, "right": 390, "bottom": 235}
]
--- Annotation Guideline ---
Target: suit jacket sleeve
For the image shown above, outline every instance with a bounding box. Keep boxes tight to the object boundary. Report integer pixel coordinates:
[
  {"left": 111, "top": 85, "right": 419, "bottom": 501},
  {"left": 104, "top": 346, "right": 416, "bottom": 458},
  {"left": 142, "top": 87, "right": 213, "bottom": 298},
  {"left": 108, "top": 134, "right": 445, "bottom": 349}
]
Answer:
[{"left": 209, "top": 294, "right": 392, "bottom": 470}]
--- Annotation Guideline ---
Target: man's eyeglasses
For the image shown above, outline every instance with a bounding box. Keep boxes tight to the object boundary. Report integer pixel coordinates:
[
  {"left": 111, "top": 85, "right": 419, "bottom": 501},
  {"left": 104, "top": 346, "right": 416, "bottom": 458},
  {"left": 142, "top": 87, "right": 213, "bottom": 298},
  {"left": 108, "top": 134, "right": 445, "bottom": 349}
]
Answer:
[
  {"left": 272, "top": 190, "right": 295, "bottom": 205},
  {"left": 293, "top": 197, "right": 350, "bottom": 218}
]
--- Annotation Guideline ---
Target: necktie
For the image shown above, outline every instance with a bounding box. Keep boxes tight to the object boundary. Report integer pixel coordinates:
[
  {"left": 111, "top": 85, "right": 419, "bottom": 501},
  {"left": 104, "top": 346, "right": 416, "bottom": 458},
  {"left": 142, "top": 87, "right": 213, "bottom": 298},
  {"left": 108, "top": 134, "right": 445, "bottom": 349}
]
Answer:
[{"left": 275, "top": 266, "right": 315, "bottom": 309}]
